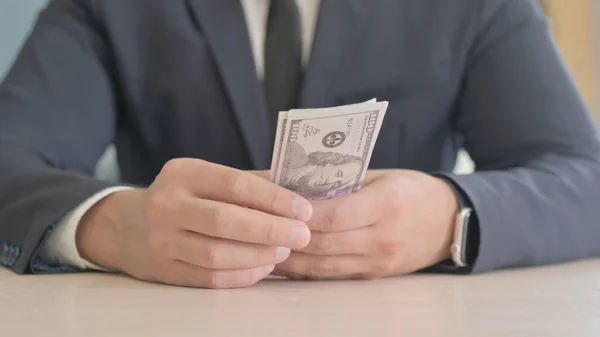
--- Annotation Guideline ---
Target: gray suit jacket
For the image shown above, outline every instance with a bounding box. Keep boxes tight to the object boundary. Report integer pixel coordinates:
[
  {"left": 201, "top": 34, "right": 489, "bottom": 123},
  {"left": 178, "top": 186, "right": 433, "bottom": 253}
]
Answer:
[{"left": 1, "top": 0, "right": 599, "bottom": 274}]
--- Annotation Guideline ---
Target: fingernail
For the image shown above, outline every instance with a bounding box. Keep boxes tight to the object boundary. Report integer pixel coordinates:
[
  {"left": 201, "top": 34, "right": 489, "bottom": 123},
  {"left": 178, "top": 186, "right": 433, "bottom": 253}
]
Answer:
[
  {"left": 275, "top": 247, "right": 291, "bottom": 263},
  {"left": 265, "top": 265, "right": 276, "bottom": 275},
  {"left": 292, "top": 196, "right": 313, "bottom": 221},
  {"left": 291, "top": 225, "right": 311, "bottom": 247}
]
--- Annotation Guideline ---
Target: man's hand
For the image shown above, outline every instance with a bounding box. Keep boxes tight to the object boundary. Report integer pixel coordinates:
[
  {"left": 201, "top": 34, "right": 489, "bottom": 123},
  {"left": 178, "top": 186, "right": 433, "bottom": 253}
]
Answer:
[
  {"left": 272, "top": 169, "right": 459, "bottom": 280},
  {"left": 76, "top": 159, "right": 313, "bottom": 289}
]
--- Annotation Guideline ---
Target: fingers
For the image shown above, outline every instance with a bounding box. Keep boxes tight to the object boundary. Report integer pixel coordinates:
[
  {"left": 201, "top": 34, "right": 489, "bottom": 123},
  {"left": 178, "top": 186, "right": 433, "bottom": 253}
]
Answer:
[
  {"left": 161, "top": 159, "right": 312, "bottom": 221},
  {"left": 247, "top": 170, "right": 270, "bottom": 181},
  {"left": 161, "top": 260, "right": 275, "bottom": 289},
  {"left": 308, "top": 187, "right": 384, "bottom": 232},
  {"left": 299, "top": 227, "right": 376, "bottom": 255},
  {"left": 271, "top": 269, "right": 362, "bottom": 281},
  {"left": 274, "top": 253, "right": 368, "bottom": 279},
  {"left": 169, "top": 231, "right": 291, "bottom": 269},
  {"left": 184, "top": 198, "right": 311, "bottom": 249}
]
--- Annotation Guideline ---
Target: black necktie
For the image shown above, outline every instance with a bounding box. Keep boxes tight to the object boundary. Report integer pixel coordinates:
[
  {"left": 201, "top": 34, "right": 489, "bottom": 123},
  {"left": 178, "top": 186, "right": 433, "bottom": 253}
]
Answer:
[{"left": 264, "top": 0, "right": 303, "bottom": 128}]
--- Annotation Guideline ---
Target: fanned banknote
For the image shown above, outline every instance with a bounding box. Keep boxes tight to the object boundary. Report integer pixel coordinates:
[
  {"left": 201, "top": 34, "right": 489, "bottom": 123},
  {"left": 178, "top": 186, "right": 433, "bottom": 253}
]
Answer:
[{"left": 270, "top": 99, "right": 388, "bottom": 199}]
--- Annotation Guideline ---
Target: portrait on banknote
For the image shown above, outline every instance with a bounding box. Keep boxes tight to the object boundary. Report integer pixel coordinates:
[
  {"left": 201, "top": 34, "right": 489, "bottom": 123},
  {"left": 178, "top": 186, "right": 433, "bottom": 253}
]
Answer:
[
  {"left": 281, "top": 142, "right": 363, "bottom": 198},
  {"left": 271, "top": 100, "right": 388, "bottom": 199}
]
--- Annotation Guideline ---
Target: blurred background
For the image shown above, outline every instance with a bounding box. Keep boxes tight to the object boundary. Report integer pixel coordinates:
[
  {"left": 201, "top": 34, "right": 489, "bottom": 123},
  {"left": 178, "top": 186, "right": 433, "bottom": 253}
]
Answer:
[{"left": 1, "top": 1, "right": 599, "bottom": 175}]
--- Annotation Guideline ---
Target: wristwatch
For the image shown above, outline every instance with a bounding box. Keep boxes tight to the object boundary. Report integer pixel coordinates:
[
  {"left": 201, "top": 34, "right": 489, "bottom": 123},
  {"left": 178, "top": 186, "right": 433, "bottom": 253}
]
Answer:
[
  {"left": 451, "top": 207, "right": 474, "bottom": 267},
  {"left": 438, "top": 176, "right": 480, "bottom": 270}
]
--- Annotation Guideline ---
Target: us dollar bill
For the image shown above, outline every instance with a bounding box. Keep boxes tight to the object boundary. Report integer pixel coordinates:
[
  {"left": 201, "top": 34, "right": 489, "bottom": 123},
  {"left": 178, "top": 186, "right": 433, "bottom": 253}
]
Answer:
[
  {"left": 269, "top": 110, "right": 288, "bottom": 182},
  {"left": 270, "top": 100, "right": 388, "bottom": 199}
]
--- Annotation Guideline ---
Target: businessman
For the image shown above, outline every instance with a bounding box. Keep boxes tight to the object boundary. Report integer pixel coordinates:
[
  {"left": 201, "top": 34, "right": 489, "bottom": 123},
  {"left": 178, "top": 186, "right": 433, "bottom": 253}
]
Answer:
[{"left": 1, "top": 0, "right": 599, "bottom": 289}]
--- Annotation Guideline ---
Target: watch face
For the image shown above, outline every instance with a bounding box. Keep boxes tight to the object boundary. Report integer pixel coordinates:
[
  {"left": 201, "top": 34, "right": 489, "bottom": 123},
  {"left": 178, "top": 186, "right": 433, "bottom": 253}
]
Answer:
[
  {"left": 460, "top": 210, "right": 472, "bottom": 264},
  {"left": 452, "top": 208, "right": 473, "bottom": 267}
]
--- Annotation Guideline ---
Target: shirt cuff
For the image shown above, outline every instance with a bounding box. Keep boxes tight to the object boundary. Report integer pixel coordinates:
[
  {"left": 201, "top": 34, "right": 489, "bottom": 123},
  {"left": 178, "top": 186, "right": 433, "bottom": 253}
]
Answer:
[{"left": 37, "top": 186, "right": 133, "bottom": 271}]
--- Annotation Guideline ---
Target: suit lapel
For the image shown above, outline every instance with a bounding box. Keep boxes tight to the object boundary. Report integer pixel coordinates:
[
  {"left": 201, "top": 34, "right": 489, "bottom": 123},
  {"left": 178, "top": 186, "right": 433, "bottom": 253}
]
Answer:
[
  {"left": 187, "top": 0, "right": 271, "bottom": 169},
  {"left": 186, "top": 0, "right": 369, "bottom": 167},
  {"left": 300, "top": 0, "right": 368, "bottom": 109}
]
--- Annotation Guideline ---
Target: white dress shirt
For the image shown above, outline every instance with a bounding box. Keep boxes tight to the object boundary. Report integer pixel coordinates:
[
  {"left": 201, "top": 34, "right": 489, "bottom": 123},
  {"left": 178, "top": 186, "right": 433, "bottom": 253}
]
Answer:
[{"left": 38, "top": 0, "right": 322, "bottom": 270}]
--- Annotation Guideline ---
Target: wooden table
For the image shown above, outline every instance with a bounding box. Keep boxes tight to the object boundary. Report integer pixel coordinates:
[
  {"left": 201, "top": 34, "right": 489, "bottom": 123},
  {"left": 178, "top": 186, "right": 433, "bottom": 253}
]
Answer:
[{"left": 1, "top": 260, "right": 600, "bottom": 337}]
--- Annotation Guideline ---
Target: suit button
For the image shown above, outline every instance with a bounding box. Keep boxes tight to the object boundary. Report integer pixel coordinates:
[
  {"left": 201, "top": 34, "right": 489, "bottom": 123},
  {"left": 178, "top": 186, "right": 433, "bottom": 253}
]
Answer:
[
  {"left": 0, "top": 242, "right": 8, "bottom": 266},
  {"left": 7, "top": 245, "right": 17, "bottom": 267}
]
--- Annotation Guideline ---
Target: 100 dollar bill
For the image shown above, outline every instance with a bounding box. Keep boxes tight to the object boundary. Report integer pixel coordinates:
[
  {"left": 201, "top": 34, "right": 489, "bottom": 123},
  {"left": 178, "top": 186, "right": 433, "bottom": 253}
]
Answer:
[{"left": 271, "top": 100, "right": 388, "bottom": 199}]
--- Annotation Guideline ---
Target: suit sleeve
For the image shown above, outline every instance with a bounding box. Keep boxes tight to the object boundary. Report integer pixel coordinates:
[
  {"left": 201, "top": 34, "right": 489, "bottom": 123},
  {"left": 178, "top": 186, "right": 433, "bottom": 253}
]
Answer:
[
  {"left": 0, "top": 0, "right": 120, "bottom": 273},
  {"left": 440, "top": 0, "right": 600, "bottom": 273}
]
